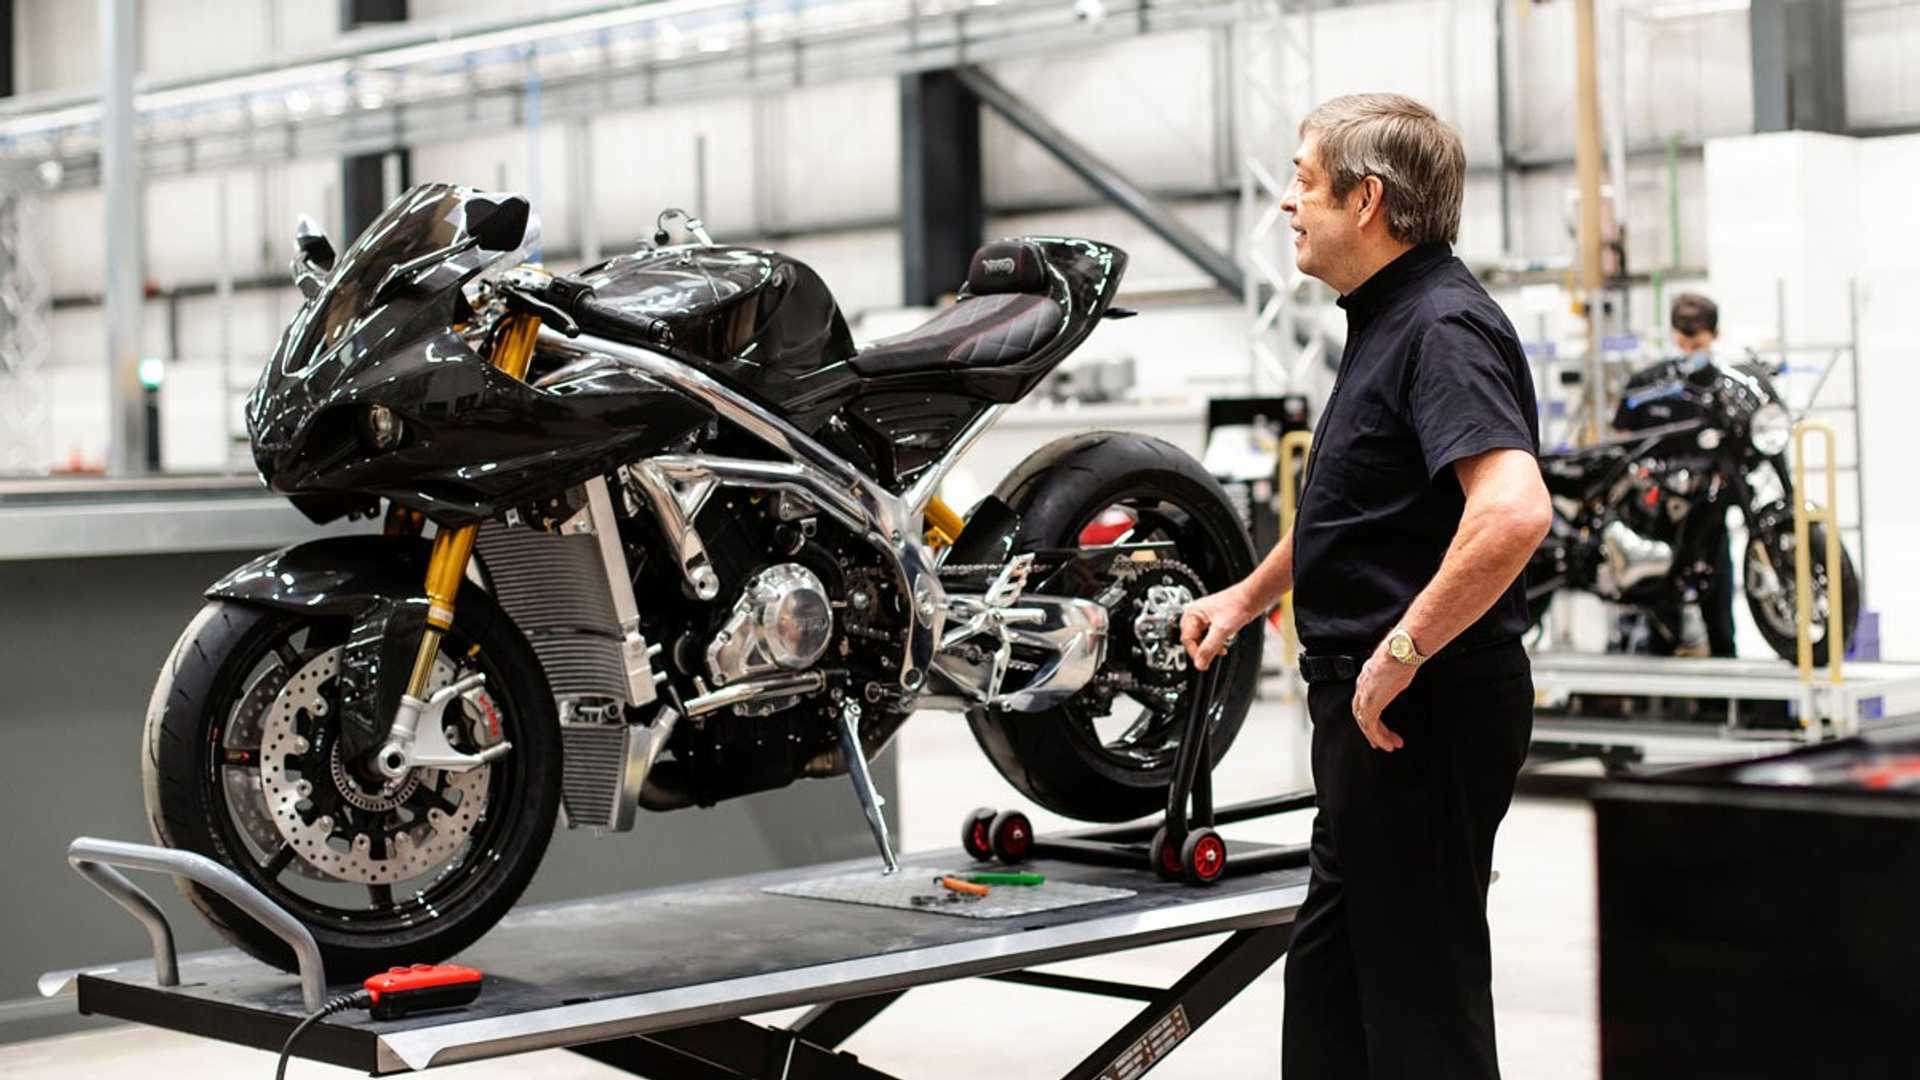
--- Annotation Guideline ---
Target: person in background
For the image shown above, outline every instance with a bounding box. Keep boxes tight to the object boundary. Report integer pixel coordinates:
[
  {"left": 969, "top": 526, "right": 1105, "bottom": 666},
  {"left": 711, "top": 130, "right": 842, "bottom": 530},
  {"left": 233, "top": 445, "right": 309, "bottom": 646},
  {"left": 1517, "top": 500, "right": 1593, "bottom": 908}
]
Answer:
[{"left": 1644, "top": 292, "right": 1737, "bottom": 657}]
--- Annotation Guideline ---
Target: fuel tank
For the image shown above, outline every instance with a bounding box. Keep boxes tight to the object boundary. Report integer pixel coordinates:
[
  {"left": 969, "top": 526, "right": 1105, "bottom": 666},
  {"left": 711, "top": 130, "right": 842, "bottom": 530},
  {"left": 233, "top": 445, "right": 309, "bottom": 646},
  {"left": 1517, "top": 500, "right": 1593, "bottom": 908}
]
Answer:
[{"left": 574, "top": 246, "right": 861, "bottom": 424}]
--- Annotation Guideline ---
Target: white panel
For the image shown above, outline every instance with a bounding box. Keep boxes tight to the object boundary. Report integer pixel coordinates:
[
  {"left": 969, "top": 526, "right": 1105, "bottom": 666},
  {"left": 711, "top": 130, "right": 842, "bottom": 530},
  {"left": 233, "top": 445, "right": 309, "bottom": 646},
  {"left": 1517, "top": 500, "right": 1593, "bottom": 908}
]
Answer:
[
  {"left": 270, "top": 0, "right": 340, "bottom": 50},
  {"left": 1457, "top": 173, "right": 1506, "bottom": 262},
  {"left": 1310, "top": 0, "right": 1500, "bottom": 158},
  {"left": 764, "top": 79, "right": 899, "bottom": 230},
  {"left": 50, "top": 305, "right": 101, "bottom": 369},
  {"left": 1622, "top": 8, "right": 1752, "bottom": 144},
  {"left": 144, "top": 170, "right": 267, "bottom": 287},
  {"left": 408, "top": 0, "right": 584, "bottom": 21},
  {"left": 142, "top": 0, "right": 271, "bottom": 83},
  {"left": 980, "top": 30, "right": 1221, "bottom": 206},
  {"left": 47, "top": 365, "right": 107, "bottom": 470},
  {"left": 158, "top": 361, "right": 236, "bottom": 472},
  {"left": 589, "top": 99, "right": 760, "bottom": 245},
  {"left": 17, "top": 0, "right": 97, "bottom": 94},
  {"left": 1512, "top": 0, "right": 1577, "bottom": 158},
  {"left": 46, "top": 187, "right": 106, "bottom": 297},
  {"left": 1847, "top": 0, "right": 1920, "bottom": 129}
]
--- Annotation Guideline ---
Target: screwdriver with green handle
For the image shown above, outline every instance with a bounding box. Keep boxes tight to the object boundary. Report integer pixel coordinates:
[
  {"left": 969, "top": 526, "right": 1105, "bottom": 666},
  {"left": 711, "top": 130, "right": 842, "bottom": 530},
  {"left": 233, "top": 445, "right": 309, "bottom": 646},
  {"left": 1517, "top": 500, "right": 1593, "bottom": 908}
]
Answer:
[{"left": 967, "top": 871, "right": 1046, "bottom": 886}]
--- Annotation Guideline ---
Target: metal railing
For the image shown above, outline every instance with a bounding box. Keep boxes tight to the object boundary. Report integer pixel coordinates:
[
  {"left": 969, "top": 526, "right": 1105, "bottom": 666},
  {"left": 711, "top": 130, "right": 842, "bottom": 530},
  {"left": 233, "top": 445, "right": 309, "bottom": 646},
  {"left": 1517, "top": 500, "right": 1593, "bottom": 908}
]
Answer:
[
  {"left": 1792, "top": 420, "right": 1847, "bottom": 699},
  {"left": 53, "top": 837, "right": 328, "bottom": 1011}
]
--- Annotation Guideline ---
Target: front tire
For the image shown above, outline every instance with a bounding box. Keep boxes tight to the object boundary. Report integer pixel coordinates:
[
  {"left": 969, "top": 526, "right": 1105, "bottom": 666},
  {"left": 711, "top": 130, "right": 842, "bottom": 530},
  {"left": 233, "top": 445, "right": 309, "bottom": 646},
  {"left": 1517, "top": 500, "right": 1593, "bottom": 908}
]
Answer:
[
  {"left": 967, "top": 432, "right": 1260, "bottom": 823},
  {"left": 142, "top": 594, "right": 561, "bottom": 978},
  {"left": 1744, "top": 523, "right": 1861, "bottom": 663}
]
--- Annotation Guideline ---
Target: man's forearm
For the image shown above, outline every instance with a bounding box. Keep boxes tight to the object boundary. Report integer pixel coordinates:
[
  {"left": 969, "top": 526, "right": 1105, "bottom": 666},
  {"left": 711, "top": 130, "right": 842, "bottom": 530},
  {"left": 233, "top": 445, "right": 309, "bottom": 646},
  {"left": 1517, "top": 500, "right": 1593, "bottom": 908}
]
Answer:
[
  {"left": 1400, "top": 451, "right": 1551, "bottom": 655},
  {"left": 1234, "top": 530, "right": 1295, "bottom": 614}
]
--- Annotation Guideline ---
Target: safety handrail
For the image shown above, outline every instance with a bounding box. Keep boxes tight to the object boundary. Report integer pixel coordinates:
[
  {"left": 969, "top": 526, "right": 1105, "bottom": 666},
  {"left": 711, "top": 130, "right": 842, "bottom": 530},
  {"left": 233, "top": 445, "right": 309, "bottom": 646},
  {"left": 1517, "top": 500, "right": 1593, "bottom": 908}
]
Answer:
[
  {"left": 61, "top": 837, "right": 328, "bottom": 1011},
  {"left": 1275, "top": 431, "right": 1313, "bottom": 670},
  {"left": 1791, "top": 420, "right": 1846, "bottom": 699}
]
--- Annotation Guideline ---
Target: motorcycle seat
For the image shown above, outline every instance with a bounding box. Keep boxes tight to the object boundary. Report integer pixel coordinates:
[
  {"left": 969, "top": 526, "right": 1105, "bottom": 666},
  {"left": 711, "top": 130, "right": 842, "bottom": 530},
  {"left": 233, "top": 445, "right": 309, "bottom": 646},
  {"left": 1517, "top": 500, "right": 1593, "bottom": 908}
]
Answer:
[{"left": 849, "top": 242, "right": 1066, "bottom": 378}]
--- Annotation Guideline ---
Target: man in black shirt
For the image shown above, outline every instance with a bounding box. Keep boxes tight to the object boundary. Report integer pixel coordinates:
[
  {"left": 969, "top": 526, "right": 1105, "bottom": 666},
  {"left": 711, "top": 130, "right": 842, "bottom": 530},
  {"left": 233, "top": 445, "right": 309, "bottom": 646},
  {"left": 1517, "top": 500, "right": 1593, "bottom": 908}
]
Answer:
[{"left": 1181, "top": 93, "right": 1551, "bottom": 1078}]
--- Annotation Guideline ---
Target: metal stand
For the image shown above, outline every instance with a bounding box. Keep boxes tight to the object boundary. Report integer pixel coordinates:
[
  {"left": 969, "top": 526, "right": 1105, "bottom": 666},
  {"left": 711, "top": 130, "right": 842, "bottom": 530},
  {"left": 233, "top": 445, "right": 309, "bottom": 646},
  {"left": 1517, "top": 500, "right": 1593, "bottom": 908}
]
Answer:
[
  {"left": 570, "top": 924, "right": 1293, "bottom": 1080},
  {"left": 1024, "top": 664, "right": 1314, "bottom": 883},
  {"left": 53, "top": 837, "right": 328, "bottom": 1011}
]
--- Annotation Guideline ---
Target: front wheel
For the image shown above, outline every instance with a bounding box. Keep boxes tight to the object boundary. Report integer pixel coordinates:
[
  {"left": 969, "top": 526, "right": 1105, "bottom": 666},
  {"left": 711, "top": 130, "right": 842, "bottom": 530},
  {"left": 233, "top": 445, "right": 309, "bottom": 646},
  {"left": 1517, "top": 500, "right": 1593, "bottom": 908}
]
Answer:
[
  {"left": 967, "top": 432, "right": 1260, "bottom": 823},
  {"left": 1743, "top": 522, "right": 1861, "bottom": 663},
  {"left": 141, "top": 593, "right": 561, "bottom": 978}
]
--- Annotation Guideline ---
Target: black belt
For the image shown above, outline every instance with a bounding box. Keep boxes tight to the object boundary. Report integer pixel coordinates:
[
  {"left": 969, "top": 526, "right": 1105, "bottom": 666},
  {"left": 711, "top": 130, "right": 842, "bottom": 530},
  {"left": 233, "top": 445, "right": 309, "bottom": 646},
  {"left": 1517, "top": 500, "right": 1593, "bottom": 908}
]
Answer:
[
  {"left": 1299, "top": 637, "right": 1527, "bottom": 685},
  {"left": 1297, "top": 653, "right": 1363, "bottom": 684}
]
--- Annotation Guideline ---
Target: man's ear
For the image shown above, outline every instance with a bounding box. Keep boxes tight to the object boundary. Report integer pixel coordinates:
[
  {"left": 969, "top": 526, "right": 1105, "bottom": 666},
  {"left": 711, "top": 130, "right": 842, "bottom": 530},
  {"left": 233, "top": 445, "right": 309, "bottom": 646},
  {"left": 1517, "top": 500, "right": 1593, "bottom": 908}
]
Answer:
[{"left": 1354, "top": 175, "right": 1386, "bottom": 230}]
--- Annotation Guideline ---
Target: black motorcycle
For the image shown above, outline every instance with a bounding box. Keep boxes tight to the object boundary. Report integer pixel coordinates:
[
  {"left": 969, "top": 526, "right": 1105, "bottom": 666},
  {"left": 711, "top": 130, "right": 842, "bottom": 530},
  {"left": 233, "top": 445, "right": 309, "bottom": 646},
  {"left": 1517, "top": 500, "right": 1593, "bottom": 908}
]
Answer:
[
  {"left": 1526, "top": 352, "right": 1860, "bottom": 662},
  {"left": 142, "top": 184, "right": 1259, "bottom": 975}
]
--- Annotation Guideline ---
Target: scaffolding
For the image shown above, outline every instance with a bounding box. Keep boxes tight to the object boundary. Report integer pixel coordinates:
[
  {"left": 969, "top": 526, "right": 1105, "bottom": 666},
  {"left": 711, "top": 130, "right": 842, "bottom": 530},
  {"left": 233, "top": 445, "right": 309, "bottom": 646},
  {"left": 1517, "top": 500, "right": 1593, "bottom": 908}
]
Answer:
[
  {"left": 1235, "top": 0, "right": 1321, "bottom": 394},
  {"left": 0, "top": 165, "right": 51, "bottom": 476}
]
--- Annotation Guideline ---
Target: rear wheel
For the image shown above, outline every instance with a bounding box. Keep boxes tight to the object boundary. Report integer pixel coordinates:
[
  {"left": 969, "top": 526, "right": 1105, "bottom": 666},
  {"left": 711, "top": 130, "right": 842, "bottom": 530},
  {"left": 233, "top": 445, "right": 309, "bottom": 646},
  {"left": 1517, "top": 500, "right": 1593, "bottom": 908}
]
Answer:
[
  {"left": 142, "top": 594, "right": 560, "bottom": 978},
  {"left": 967, "top": 432, "right": 1260, "bottom": 823}
]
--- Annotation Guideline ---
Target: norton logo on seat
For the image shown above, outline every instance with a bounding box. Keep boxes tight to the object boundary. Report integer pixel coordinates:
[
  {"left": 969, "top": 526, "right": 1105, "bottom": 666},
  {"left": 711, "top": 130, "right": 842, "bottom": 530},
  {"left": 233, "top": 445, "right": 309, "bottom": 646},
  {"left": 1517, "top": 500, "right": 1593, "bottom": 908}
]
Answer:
[{"left": 982, "top": 257, "right": 1017, "bottom": 276}]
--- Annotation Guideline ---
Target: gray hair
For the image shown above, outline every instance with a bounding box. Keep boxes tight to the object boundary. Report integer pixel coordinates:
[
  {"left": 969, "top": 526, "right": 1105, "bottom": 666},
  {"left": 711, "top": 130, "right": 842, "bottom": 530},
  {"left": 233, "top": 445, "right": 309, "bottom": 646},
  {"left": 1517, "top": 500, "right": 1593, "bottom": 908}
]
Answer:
[{"left": 1300, "top": 93, "right": 1466, "bottom": 247}]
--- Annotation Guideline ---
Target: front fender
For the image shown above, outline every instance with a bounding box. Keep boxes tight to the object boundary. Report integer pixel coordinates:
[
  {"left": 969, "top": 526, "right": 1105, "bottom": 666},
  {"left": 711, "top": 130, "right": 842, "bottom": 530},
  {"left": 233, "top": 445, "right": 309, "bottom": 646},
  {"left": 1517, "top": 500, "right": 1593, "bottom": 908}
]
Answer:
[
  {"left": 206, "top": 534, "right": 434, "bottom": 614},
  {"left": 207, "top": 535, "right": 439, "bottom": 760}
]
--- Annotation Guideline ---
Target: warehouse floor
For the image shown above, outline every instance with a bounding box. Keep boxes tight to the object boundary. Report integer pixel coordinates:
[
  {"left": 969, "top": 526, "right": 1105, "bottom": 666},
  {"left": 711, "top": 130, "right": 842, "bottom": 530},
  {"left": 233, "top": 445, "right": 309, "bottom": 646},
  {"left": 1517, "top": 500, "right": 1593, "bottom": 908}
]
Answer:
[{"left": 0, "top": 687, "right": 1599, "bottom": 1079}]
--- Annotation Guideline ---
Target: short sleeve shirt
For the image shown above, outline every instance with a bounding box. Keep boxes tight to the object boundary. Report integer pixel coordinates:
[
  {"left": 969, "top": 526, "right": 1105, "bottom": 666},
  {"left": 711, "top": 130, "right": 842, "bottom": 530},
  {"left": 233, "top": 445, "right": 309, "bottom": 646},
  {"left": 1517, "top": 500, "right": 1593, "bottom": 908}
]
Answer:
[{"left": 1291, "top": 243, "right": 1540, "bottom": 655}]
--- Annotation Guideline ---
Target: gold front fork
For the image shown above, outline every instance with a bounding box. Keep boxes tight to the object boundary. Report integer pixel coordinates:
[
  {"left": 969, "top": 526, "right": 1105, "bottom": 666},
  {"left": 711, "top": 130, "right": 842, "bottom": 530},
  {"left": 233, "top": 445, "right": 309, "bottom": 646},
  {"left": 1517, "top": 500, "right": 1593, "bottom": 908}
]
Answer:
[{"left": 399, "top": 312, "right": 543, "bottom": 704}]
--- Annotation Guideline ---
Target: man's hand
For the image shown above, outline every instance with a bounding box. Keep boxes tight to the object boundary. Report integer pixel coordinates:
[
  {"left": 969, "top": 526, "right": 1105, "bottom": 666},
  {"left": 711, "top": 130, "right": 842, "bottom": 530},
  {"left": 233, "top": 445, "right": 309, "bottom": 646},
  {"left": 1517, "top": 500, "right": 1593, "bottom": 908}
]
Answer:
[
  {"left": 1351, "top": 640, "right": 1414, "bottom": 752},
  {"left": 1180, "top": 587, "right": 1259, "bottom": 671}
]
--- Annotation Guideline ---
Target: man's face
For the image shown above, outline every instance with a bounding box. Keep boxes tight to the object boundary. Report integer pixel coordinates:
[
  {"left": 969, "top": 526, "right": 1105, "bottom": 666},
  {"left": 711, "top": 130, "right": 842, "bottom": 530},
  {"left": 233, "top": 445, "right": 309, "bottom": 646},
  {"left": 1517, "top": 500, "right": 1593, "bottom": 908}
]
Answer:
[
  {"left": 1672, "top": 328, "right": 1716, "bottom": 355},
  {"left": 1280, "top": 133, "right": 1360, "bottom": 288}
]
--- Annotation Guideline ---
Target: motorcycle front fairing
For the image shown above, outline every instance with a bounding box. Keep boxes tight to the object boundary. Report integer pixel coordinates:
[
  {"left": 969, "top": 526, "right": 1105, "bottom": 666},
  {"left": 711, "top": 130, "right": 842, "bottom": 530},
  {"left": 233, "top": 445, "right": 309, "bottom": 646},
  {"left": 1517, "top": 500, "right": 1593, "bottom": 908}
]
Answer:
[{"left": 249, "top": 182, "right": 714, "bottom": 526}]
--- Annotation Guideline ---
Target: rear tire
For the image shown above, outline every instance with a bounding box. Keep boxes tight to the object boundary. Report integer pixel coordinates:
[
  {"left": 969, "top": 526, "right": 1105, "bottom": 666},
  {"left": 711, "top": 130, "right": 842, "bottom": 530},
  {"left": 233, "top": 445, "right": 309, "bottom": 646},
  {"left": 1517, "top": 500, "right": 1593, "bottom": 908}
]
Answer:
[
  {"left": 142, "top": 595, "right": 560, "bottom": 978},
  {"left": 967, "top": 432, "right": 1259, "bottom": 823}
]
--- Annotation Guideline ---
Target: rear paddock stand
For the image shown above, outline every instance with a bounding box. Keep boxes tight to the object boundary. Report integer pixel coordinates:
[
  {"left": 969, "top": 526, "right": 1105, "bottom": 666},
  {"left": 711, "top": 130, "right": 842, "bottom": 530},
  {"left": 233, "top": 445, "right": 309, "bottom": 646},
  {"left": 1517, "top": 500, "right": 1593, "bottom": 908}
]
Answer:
[{"left": 963, "top": 662, "right": 1315, "bottom": 884}]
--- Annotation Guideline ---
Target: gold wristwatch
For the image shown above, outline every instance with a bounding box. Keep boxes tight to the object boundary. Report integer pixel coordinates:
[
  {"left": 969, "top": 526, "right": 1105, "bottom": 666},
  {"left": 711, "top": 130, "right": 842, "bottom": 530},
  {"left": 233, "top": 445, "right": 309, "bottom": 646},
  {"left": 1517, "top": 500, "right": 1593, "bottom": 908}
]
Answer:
[{"left": 1385, "top": 626, "right": 1428, "bottom": 667}]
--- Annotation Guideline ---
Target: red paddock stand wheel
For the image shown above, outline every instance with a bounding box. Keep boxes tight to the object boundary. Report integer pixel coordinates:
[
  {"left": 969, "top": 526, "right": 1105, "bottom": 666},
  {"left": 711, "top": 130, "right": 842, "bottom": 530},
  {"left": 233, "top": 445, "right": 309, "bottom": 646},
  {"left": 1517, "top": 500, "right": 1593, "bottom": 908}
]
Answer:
[
  {"left": 989, "top": 810, "right": 1033, "bottom": 864},
  {"left": 1148, "top": 826, "right": 1184, "bottom": 882},
  {"left": 1180, "top": 828, "right": 1227, "bottom": 885},
  {"left": 961, "top": 807, "right": 998, "bottom": 862}
]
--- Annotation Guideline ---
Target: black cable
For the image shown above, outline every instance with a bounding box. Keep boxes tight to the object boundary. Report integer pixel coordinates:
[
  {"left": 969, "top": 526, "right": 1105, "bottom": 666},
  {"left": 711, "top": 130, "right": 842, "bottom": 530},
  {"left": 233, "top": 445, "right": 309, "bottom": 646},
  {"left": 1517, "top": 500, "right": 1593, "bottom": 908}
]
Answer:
[{"left": 275, "top": 990, "right": 372, "bottom": 1080}]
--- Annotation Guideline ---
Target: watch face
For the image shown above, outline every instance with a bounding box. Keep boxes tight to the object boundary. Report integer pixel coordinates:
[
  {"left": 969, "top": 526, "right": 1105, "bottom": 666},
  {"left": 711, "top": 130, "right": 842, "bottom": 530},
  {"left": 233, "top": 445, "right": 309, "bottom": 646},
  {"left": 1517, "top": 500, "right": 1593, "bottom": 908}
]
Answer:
[{"left": 1389, "top": 634, "right": 1411, "bottom": 661}]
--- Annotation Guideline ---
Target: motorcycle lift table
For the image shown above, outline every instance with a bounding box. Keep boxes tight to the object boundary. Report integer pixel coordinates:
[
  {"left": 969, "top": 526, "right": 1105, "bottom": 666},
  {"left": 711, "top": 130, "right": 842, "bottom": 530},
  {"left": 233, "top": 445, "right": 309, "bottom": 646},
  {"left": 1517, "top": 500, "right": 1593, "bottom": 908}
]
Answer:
[{"left": 41, "top": 839, "right": 1308, "bottom": 1078}]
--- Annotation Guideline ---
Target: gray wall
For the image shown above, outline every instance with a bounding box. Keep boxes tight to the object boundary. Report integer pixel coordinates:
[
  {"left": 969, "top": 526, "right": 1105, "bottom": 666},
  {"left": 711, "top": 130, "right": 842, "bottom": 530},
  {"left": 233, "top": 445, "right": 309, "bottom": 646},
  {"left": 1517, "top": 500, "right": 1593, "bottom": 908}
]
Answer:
[{"left": 0, "top": 549, "right": 896, "bottom": 1041}]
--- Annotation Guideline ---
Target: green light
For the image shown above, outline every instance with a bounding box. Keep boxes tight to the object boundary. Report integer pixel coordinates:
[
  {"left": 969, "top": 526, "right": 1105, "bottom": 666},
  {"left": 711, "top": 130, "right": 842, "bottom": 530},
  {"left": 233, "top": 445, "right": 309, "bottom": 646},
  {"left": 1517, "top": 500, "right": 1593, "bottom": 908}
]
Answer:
[{"left": 138, "top": 357, "right": 165, "bottom": 391}]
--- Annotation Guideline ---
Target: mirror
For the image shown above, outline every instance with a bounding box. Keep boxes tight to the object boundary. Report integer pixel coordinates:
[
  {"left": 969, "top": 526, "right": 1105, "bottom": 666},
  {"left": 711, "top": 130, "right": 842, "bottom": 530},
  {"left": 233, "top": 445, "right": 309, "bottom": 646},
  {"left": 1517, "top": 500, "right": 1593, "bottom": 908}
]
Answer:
[
  {"left": 290, "top": 214, "right": 334, "bottom": 300},
  {"left": 293, "top": 214, "right": 336, "bottom": 271},
  {"left": 464, "top": 194, "right": 530, "bottom": 253}
]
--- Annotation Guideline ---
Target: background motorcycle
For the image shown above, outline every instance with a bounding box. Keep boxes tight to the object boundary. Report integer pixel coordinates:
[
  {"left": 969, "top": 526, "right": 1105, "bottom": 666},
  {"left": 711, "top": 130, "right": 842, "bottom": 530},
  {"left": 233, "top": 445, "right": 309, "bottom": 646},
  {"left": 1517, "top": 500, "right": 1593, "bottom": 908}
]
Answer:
[
  {"left": 1525, "top": 352, "right": 1860, "bottom": 662},
  {"left": 142, "top": 185, "right": 1260, "bottom": 976}
]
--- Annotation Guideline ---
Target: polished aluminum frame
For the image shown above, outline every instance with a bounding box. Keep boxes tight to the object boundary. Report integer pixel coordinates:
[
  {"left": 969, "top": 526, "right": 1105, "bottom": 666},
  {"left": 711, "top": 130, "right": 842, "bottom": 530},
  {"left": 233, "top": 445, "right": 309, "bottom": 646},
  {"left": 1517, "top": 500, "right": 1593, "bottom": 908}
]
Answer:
[{"left": 541, "top": 328, "right": 1011, "bottom": 695}]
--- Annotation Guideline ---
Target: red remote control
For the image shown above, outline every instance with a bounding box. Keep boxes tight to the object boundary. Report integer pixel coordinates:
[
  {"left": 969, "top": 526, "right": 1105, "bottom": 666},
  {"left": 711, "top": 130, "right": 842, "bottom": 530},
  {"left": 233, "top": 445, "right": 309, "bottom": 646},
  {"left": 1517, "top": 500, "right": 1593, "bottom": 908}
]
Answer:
[{"left": 361, "top": 963, "right": 485, "bottom": 1020}]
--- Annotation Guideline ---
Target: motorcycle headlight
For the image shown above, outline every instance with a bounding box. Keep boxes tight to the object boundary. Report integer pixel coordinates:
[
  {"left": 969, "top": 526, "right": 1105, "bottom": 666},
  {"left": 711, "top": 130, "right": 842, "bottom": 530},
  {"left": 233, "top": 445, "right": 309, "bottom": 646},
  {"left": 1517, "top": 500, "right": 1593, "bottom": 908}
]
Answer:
[
  {"left": 359, "top": 404, "right": 405, "bottom": 451},
  {"left": 1749, "top": 402, "right": 1791, "bottom": 456}
]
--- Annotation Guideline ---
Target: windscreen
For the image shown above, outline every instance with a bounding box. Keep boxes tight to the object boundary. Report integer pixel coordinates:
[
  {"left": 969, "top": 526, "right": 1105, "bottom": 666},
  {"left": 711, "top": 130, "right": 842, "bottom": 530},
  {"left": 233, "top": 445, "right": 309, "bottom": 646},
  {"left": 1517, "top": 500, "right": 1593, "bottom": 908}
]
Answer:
[{"left": 276, "top": 182, "right": 529, "bottom": 375}]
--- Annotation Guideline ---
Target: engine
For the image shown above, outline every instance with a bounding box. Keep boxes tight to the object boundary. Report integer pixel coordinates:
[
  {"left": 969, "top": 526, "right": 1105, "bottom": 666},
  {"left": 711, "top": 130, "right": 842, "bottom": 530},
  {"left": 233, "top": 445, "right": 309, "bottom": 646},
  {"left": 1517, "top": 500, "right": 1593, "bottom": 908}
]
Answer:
[
  {"left": 705, "top": 563, "right": 836, "bottom": 704},
  {"left": 1587, "top": 456, "right": 1715, "bottom": 599}
]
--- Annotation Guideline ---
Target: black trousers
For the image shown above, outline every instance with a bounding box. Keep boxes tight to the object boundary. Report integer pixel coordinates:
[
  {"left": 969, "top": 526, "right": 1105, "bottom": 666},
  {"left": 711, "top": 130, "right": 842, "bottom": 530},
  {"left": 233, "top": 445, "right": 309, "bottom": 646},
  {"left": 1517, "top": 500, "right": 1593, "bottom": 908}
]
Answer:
[{"left": 1282, "top": 641, "right": 1534, "bottom": 1080}]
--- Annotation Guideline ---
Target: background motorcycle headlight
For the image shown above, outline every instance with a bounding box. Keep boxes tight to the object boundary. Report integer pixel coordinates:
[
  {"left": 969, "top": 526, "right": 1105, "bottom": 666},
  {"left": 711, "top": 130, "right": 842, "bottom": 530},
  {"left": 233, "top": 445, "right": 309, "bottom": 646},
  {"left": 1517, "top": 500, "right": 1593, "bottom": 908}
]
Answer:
[
  {"left": 1749, "top": 402, "right": 1791, "bottom": 456},
  {"left": 360, "top": 404, "right": 405, "bottom": 450}
]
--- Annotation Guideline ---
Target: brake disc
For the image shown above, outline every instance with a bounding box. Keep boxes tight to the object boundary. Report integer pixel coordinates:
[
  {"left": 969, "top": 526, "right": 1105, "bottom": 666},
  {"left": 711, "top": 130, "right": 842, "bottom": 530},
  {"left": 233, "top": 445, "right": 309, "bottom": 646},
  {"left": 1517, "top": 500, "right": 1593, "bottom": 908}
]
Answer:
[{"left": 258, "top": 647, "right": 494, "bottom": 886}]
